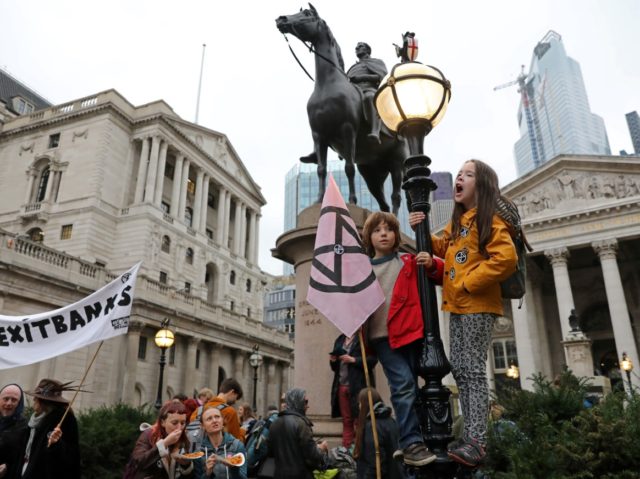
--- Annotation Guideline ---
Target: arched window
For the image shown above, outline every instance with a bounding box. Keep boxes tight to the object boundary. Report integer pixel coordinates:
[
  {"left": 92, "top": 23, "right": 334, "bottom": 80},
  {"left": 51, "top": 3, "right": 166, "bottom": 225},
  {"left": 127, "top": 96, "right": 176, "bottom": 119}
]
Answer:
[
  {"left": 246, "top": 279, "right": 252, "bottom": 292},
  {"left": 185, "top": 247, "right": 194, "bottom": 265},
  {"left": 35, "top": 167, "right": 50, "bottom": 202},
  {"left": 185, "top": 207, "right": 193, "bottom": 227},
  {"left": 161, "top": 235, "right": 171, "bottom": 253},
  {"left": 27, "top": 227, "right": 44, "bottom": 243},
  {"left": 230, "top": 270, "right": 236, "bottom": 285}
]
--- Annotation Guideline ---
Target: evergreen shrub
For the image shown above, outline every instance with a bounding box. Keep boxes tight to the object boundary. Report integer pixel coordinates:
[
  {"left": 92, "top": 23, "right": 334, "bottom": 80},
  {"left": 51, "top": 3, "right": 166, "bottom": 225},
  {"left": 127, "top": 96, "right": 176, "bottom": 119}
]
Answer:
[
  {"left": 484, "top": 370, "right": 640, "bottom": 479},
  {"left": 78, "top": 402, "right": 155, "bottom": 479}
]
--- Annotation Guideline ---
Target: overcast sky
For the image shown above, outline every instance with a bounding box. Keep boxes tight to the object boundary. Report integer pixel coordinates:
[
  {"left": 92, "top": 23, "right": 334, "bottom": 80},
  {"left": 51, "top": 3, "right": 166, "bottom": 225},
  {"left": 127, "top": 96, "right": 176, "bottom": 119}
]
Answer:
[{"left": 2, "top": 0, "right": 639, "bottom": 275}]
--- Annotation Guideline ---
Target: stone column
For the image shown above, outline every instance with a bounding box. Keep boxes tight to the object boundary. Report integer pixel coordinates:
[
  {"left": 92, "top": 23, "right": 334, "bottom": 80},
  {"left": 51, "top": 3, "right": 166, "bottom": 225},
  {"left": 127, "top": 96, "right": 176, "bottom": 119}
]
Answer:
[
  {"left": 134, "top": 137, "right": 150, "bottom": 203},
  {"left": 178, "top": 159, "right": 190, "bottom": 222},
  {"left": 144, "top": 136, "right": 161, "bottom": 203},
  {"left": 545, "top": 247, "right": 575, "bottom": 343},
  {"left": 223, "top": 191, "right": 232, "bottom": 249},
  {"left": 184, "top": 337, "right": 200, "bottom": 397},
  {"left": 267, "top": 360, "right": 277, "bottom": 414},
  {"left": 593, "top": 239, "right": 640, "bottom": 388},
  {"left": 253, "top": 214, "right": 261, "bottom": 264},
  {"left": 234, "top": 351, "right": 245, "bottom": 379},
  {"left": 208, "top": 344, "right": 221, "bottom": 390},
  {"left": 239, "top": 204, "right": 247, "bottom": 258},
  {"left": 43, "top": 163, "right": 55, "bottom": 202},
  {"left": 193, "top": 169, "right": 204, "bottom": 231},
  {"left": 170, "top": 154, "right": 184, "bottom": 217},
  {"left": 233, "top": 200, "right": 242, "bottom": 255},
  {"left": 247, "top": 210, "right": 256, "bottom": 263},
  {"left": 24, "top": 168, "right": 37, "bottom": 204},
  {"left": 154, "top": 141, "right": 169, "bottom": 206},
  {"left": 216, "top": 187, "right": 226, "bottom": 245},
  {"left": 123, "top": 320, "right": 143, "bottom": 404},
  {"left": 510, "top": 264, "right": 544, "bottom": 390},
  {"left": 200, "top": 174, "right": 210, "bottom": 233}
]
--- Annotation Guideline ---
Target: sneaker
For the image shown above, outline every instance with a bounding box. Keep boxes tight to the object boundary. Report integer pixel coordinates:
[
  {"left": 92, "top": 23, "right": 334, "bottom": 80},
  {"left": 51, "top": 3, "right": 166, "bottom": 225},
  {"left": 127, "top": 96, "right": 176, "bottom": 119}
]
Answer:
[
  {"left": 402, "top": 442, "right": 437, "bottom": 467},
  {"left": 392, "top": 449, "right": 404, "bottom": 461},
  {"left": 447, "top": 439, "right": 485, "bottom": 468}
]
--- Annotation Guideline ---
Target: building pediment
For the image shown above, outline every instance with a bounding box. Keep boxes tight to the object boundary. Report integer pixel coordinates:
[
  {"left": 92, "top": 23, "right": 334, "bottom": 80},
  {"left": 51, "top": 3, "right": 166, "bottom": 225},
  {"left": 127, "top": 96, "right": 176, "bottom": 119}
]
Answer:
[
  {"left": 502, "top": 155, "right": 640, "bottom": 223},
  {"left": 167, "top": 118, "right": 264, "bottom": 204}
]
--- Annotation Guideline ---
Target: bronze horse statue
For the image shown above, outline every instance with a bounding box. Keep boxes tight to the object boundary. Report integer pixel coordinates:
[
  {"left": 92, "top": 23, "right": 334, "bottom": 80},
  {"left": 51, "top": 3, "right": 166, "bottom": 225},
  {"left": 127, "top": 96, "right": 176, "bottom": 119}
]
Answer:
[{"left": 276, "top": 4, "right": 407, "bottom": 215}]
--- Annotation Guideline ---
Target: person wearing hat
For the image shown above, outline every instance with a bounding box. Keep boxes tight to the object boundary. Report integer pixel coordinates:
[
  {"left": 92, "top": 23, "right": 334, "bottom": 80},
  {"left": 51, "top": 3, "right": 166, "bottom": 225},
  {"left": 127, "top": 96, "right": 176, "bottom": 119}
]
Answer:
[
  {"left": 18, "top": 378, "right": 81, "bottom": 479},
  {"left": 0, "top": 384, "right": 27, "bottom": 478}
]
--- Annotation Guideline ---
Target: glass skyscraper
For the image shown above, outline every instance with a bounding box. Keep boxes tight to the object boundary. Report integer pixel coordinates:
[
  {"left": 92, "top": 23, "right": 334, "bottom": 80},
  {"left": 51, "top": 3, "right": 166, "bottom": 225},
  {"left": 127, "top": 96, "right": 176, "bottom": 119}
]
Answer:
[
  {"left": 626, "top": 111, "right": 640, "bottom": 155},
  {"left": 514, "top": 31, "right": 610, "bottom": 176}
]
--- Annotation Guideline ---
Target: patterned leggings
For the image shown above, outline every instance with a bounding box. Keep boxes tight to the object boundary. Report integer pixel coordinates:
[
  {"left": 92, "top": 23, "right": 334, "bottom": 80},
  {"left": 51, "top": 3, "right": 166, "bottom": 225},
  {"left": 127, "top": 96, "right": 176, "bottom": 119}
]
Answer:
[{"left": 449, "top": 313, "right": 496, "bottom": 446}]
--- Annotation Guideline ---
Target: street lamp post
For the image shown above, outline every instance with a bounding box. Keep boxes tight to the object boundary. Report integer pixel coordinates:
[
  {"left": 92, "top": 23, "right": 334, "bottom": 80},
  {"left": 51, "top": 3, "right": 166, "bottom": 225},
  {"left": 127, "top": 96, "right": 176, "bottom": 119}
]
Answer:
[
  {"left": 620, "top": 352, "right": 634, "bottom": 396},
  {"left": 249, "top": 345, "right": 264, "bottom": 411},
  {"left": 154, "top": 318, "right": 175, "bottom": 410},
  {"left": 375, "top": 34, "right": 454, "bottom": 478}
]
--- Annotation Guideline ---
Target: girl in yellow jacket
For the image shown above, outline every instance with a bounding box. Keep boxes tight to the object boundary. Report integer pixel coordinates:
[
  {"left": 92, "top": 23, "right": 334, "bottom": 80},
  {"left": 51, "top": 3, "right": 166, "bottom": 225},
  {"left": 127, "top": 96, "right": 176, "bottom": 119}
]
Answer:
[{"left": 410, "top": 159, "right": 517, "bottom": 468}]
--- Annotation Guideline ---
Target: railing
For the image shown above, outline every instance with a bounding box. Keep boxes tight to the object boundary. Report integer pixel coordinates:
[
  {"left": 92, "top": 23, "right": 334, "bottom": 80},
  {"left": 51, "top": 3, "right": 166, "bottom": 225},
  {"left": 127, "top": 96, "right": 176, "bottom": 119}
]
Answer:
[
  {"left": 24, "top": 202, "right": 42, "bottom": 213},
  {"left": 79, "top": 263, "right": 98, "bottom": 278},
  {"left": 14, "top": 238, "right": 70, "bottom": 268}
]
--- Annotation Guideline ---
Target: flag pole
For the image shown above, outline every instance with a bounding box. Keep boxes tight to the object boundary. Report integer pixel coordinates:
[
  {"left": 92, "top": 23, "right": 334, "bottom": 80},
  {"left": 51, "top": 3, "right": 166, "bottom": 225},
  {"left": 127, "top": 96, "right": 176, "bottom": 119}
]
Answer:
[
  {"left": 358, "top": 329, "right": 381, "bottom": 479},
  {"left": 48, "top": 340, "right": 104, "bottom": 447}
]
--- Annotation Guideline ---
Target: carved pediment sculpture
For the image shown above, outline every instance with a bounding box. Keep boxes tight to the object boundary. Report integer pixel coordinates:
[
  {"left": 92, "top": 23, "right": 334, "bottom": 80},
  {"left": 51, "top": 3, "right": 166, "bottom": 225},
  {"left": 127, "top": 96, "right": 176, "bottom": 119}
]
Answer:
[{"left": 514, "top": 170, "right": 640, "bottom": 220}]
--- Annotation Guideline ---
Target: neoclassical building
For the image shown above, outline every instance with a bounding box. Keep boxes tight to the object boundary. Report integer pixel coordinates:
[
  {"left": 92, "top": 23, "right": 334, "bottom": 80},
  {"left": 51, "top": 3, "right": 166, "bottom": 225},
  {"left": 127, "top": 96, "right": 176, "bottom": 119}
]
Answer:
[
  {"left": 0, "top": 88, "right": 293, "bottom": 412},
  {"left": 495, "top": 154, "right": 640, "bottom": 392}
]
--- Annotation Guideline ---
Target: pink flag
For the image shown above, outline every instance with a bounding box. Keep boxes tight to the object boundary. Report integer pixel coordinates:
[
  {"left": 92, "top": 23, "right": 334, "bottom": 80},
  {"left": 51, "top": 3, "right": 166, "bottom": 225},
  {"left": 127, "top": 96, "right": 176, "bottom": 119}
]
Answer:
[{"left": 307, "top": 175, "right": 385, "bottom": 337}]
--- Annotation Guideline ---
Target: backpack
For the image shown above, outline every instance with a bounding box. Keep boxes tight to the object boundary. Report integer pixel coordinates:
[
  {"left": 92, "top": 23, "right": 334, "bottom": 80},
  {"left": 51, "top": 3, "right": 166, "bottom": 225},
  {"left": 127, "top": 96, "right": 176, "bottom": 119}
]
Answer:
[
  {"left": 326, "top": 446, "right": 357, "bottom": 479},
  {"left": 245, "top": 413, "right": 277, "bottom": 475},
  {"left": 495, "top": 196, "right": 533, "bottom": 305},
  {"left": 185, "top": 403, "right": 227, "bottom": 452}
]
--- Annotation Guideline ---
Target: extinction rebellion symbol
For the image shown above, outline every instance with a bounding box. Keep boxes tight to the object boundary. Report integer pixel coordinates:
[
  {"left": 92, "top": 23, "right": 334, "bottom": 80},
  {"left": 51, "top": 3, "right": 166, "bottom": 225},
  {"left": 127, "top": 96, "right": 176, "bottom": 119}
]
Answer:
[{"left": 309, "top": 206, "right": 377, "bottom": 294}]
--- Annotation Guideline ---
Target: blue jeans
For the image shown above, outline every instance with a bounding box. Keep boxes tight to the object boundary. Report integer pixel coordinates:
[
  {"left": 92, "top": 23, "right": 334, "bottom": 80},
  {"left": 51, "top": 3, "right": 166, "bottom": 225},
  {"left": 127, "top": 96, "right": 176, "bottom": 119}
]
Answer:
[{"left": 373, "top": 338, "right": 422, "bottom": 448}]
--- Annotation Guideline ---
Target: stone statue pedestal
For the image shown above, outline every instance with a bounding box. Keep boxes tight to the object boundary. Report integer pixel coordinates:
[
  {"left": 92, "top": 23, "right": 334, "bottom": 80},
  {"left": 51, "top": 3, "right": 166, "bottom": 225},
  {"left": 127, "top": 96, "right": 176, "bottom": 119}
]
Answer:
[
  {"left": 272, "top": 204, "right": 395, "bottom": 442},
  {"left": 562, "top": 330, "right": 594, "bottom": 378}
]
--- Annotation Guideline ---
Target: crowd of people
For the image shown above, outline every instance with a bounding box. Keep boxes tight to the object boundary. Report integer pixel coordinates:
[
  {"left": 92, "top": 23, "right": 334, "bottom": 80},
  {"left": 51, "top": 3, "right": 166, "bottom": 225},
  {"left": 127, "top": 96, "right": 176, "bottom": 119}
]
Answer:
[{"left": 0, "top": 159, "right": 517, "bottom": 478}]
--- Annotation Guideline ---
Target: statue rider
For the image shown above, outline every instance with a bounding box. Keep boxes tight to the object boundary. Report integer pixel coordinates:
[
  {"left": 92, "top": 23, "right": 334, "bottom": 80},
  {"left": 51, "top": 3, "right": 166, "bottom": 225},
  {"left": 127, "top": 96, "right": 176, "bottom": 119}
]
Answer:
[{"left": 346, "top": 42, "right": 388, "bottom": 144}]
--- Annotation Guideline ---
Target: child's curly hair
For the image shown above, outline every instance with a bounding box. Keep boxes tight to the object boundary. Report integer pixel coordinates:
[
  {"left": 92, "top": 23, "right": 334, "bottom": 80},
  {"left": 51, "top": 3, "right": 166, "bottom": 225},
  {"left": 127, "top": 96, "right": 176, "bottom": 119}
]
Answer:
[{"left": 362, "top": 212, "right": 401, "bottom": 257}]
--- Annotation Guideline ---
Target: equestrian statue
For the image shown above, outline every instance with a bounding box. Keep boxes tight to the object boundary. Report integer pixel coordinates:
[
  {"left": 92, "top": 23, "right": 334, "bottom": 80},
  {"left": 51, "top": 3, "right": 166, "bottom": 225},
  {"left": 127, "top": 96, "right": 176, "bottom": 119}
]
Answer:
[{"left": 276, "top": 4, "right": 408, "bottom": 215}]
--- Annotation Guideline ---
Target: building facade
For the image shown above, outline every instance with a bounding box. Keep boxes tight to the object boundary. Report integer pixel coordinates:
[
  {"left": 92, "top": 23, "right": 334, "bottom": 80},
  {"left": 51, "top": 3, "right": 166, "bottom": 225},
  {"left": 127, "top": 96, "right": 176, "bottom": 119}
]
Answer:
[
  {"left": 626, "top": 111, "right": 640, "bottom": 155},
  {"left": 493, "top": 154, "right": 640, "bottom": 392},
  {"left": 0, "top": 89, "right": 293, "bottom": 413},
  {"left": 263, "top": 277, "right": 296, "bottom": 338},
  {"left": 513, "top": 31, "right": 610, "bottom": 176}
]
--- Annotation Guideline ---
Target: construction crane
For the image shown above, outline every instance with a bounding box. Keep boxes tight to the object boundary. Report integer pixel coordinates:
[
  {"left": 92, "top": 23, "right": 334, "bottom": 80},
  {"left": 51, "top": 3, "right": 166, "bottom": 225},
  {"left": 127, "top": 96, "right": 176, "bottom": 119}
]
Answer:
[{"left": 494, "top": 65, "right": 546, "bottom": 168}]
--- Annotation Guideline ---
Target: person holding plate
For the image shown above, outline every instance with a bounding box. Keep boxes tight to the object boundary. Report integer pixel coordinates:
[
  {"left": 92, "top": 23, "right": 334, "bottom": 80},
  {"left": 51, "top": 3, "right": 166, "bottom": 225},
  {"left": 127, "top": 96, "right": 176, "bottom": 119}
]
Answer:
[
  {"left": 126, "top": 400, "right": 194, "bottom": 478},
  {"left": 194, "top": 405, "right": 247, "bottom": 479}
]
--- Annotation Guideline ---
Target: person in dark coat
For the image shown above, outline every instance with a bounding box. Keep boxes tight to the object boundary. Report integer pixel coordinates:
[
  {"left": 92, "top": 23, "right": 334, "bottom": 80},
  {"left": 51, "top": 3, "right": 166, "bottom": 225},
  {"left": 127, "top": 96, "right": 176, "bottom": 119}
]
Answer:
[
  {"left": 353, "top": 388, "right": 406, "bottom": 479},
  {"left": 18, "top": 378, "right": 81, "bottom": 479},
  {"left": 268, "top": 388, "right": 328, "bottom": 479},
  {"left": 330, "top": 333, "right": 377, "bottom": 448},
  {"left": 0, "top": 384, "right": 27, "bottom": 478}
]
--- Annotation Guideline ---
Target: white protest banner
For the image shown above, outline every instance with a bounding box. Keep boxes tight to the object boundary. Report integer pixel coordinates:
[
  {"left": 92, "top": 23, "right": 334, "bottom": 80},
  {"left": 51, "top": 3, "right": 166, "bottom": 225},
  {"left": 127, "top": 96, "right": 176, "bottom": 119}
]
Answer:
[{"left": 0, "top": 261, "right": 141, "bottom": 369}]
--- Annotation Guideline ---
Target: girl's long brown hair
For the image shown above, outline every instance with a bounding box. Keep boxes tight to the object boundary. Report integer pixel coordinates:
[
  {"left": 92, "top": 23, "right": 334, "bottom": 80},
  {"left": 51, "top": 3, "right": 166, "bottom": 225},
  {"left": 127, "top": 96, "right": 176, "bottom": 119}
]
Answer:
[
  {"left": 150, "top": 400, "right": 189, "bottom": 450},
  {"left": 353, "top": 387, "right": 382, "bottom": 459},
  {"left": 451, "top": 159, "right": 500, "bottom": 256}
]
